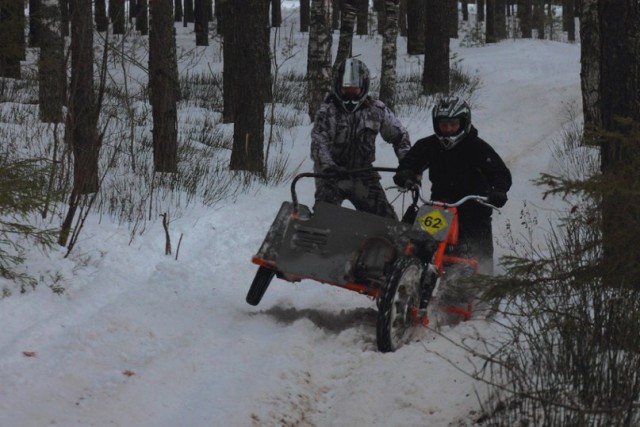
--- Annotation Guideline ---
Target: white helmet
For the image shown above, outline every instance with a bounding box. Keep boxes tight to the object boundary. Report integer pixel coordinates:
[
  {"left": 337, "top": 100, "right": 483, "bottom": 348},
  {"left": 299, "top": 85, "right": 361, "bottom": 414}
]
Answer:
[
  {"left": 333, "top": 58, "right": 370, "bottom": 113},
  {"left": 432, "top": 96, "right": 472, "bottom": 149}
]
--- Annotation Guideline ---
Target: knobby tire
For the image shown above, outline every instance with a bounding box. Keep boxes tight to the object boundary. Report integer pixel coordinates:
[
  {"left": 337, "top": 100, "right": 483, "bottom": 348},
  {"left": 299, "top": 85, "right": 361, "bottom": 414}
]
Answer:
[
  {"left": 246, "top": 266, "right": 276, "bottom": 306},
  {"left": 376, "top": 256, "right": 424, "bottom": 352}
]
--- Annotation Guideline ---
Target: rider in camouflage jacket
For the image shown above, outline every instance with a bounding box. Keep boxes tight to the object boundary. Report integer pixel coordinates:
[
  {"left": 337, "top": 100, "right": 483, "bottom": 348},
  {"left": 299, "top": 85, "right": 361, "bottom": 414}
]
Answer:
[{"left": 311, "top": 58, "right": 411, "bottom": 220}]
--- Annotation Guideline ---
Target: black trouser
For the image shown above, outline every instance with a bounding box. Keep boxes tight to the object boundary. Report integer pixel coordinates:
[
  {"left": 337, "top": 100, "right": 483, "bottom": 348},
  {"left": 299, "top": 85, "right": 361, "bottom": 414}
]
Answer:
[{"left": 457, "top": 210, "right": 494, "bottom": 275}]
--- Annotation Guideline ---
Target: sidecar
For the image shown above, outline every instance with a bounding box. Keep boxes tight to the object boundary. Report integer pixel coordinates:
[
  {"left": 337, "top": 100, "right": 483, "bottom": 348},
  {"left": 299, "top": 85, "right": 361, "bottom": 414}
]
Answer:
[{"left": 247, "top": 198, "right": 434, "bottom": 306}]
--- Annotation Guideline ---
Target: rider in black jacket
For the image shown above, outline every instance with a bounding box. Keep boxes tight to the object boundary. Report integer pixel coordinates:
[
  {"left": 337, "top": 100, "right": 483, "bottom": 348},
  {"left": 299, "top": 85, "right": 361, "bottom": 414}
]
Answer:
[{"left": 393, "top": 96, "right": 512, "bottom": 274}]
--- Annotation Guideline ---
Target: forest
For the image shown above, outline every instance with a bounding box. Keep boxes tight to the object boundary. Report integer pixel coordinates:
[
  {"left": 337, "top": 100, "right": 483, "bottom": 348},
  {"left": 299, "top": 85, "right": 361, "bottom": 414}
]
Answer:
[{"left": 1, "top": 0, "right": 640, "bottom": 425}]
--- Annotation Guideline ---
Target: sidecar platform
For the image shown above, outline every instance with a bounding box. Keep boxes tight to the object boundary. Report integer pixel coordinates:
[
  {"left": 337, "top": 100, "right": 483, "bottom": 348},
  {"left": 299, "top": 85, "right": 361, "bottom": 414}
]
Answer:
[{"left": 252, "top": 201, "right": 432, "bottom": 288}]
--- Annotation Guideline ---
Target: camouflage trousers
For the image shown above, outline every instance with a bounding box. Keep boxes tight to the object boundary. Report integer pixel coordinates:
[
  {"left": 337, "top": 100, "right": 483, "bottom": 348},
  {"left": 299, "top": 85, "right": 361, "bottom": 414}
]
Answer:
[{"left": 314, "top": 175, "right": 398, "bottom": 220}]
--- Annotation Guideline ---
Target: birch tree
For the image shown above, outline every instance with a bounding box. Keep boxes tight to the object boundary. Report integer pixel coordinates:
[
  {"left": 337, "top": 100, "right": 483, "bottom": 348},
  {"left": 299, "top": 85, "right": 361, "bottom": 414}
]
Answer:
[
  {"left": 307, "top": 0, "right": 333, "bottom": 121},
  {"left": 334, "top": 0, "right": 357, "bottom": 68},
  {"left": 379, "top": 0, "right": 399, "bottom": 110}
]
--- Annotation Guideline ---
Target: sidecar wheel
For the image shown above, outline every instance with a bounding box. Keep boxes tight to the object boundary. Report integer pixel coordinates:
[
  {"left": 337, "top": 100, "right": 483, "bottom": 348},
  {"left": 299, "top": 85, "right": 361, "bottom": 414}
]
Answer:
[
  {"left": 246, "top": 266, "right": 276, "bottom": 306},
  {"left": 376, "top": 256, "right": 424, "bottom": 352}
]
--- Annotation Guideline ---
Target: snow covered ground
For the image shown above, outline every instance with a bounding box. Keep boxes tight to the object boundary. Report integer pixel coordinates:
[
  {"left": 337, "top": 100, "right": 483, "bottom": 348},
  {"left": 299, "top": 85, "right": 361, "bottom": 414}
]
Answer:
[{"left": 0, "top": 7, "right": 582, "bottom": 427}]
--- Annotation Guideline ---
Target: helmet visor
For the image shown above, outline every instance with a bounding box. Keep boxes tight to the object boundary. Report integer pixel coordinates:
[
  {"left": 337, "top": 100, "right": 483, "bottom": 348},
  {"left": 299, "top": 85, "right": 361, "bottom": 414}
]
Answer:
[{"left": 339, "top": 86, "right": 364, "bottom": 100}]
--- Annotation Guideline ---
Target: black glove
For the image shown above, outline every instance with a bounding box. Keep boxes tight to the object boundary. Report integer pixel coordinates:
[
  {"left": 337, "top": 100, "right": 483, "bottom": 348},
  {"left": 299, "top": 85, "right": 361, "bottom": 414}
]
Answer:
[
  {"left": 322, "top": 164, "right": 348, "bottom": 177},
  {"left": 487, "top": 191, "right": 508, "bottom": 208},
  {"left": 393, "top": 169, "right": 416, "bottom": 188}
]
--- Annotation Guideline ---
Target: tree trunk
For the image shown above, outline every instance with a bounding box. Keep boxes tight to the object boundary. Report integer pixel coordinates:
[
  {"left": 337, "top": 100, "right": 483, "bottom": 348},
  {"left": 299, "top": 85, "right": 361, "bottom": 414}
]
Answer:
[
  {"left": 175, "top": 0, "right": 183, "bottom": 22},
  {"left": 377, "top": 3, "right": 386, "bottom": 35},
  {"left": 300, "top": 0, "right": 310, "bottom": 31},
  {"left": 129, "top": 0, "right": 137, "bottom": 23},
  {"left": 599, "top": 0, "right": 640, "bottom": 288},
  {"left": 29, "top": 0, "right": 41, "bottom": 47},
  {"left": 533, "top": 0, "right": 544, "bottom": 39},
  {"left": 579, "top": 0, "right": 599, "bottom": 139},
  {"left": 423, "top": 0, "right": 449, "bottom": 95},
  {"left": 60, "top": 0, "right": 69, "bottom": 36},
  {"left": 495, "top": 0, "right": 506, "bottom": 39},
  {"left": 149, "top": 0, "right": 180, "bottom": 173},
  {"left": 0, "top": 0, "right": 26, "bottom": 76},
  {"left": 68, "top": 0, "right": 99, "bottom": 194},
  {"left": 95, "top": 0, "right": 108, "bottom": 31},
  {"left": 478, "top": 0, "right": 485, "bottom": 22},
  {"left": 406, "top": 0, "right": 424, "bottom": 54},
  {"left": 271, "top": 0, "right": 282, "bottom": 27},
  {"left": 565, "top": 0, "right": 575, "bottom": 41},
  {"left": 379, "top": 0, "right": 399, "bottom": 110},
  {"left": 518, "top": 0, "right": 532, "bottom": 38},
  {"left": 195, "top": 0, "right": 209, "bottom": 45},
  {"left": 334, "top": 0, "right": 357, "bottom": 68},
  {"left": 332, "top": 0, "right": 341, "bottom": 30},
  {"left": 220, "top": 0, "right": 235, "bottom": 123},
  {"left": 136, "top": 0, "right": 148, "bottom": 35},
  {"left": 229, "top": 0, "right": 269, "bottom": 172},
  {"left": 307, "top": 0, "right": 333, "bottom": 122},
  {"left": 356, "top": 0, "right": 368, "bottom": 35},
  {"left": 461, "top": 0, "right": 469, "bottom": 21},
  {"left": 398, "top": 0, "right": 407, "bottom": 36},
  {"left": 184, "top": 0, "right": 194, "bottom": 25},
  {"left": 111, "top": 0, "right": 125, "bottom": 34},
  {"left": 486, "top": 0, "right": 496, "bottom": 42},
  {"left": 39, "top": 0, "right": 65, "bottom": 123},
  {"left": 448, "top": 0, "right": 458, "bottom": 38}
]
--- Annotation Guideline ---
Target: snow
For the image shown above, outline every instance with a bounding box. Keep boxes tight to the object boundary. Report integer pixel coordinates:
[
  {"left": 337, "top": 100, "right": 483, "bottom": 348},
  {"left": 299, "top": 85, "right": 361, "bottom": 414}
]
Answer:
[{"left": 0, "top": 8, "right": 583, "bottom": 427}]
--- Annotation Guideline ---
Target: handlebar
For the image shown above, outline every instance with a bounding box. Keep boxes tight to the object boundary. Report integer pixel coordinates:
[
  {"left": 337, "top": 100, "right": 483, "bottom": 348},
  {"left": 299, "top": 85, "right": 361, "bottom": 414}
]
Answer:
[
  {"left": 393, "top": 184, "right": 500, "bottom": 211},
  {"left": 424, "top": 194, "right": 496, "bottom": 210},
  {"left": 291, "top": 167, "right": 397, "bottom": 212},
  {"left": 290, "top": 167, "right": 500, "bottom": 214}
]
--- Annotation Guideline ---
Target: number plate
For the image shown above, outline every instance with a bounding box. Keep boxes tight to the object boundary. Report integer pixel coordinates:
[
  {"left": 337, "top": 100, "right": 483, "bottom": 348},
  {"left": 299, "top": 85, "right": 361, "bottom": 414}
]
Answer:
[{"left": 414, "top": 205, "right": 454, "bottom": 242}]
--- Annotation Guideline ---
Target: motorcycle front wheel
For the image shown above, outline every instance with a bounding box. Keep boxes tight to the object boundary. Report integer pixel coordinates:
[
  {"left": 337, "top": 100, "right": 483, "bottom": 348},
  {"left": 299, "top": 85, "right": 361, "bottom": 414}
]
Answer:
[{"left": 376, "top": 256, "right": 424, "bottom": 352}]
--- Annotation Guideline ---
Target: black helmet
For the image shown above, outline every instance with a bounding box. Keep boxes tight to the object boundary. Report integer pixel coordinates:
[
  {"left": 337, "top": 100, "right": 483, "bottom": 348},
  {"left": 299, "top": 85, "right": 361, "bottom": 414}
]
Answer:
[
  {"left": 432, "top": 96, "right": 472, "bottom": 149},
  {"left": 333, "top": 58, "right": 370, "bottom": 113}
]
